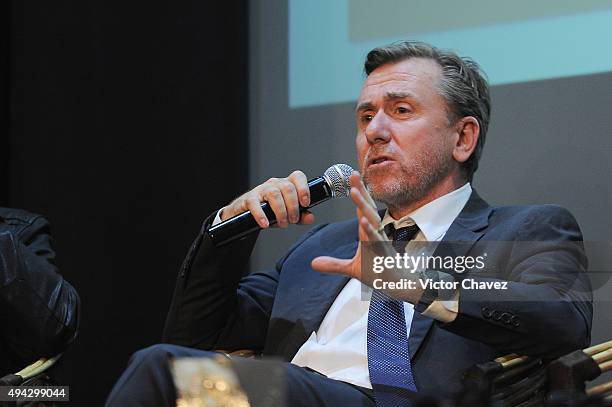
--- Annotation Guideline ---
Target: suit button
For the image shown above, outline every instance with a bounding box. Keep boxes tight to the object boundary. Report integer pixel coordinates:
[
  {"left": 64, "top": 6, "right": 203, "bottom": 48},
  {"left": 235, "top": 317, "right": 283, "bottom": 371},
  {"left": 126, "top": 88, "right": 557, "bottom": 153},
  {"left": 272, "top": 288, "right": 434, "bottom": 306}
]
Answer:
[
  {"left": 492, "top": 310, "right": 502, "bottom": 321},
  {"left": 501, "top": 313, "right": 511, "bottom": 324},
  {"left": 482, "top": 306, "right": 492, "bottom": 318},
  {"left": 511, "top": 316, "right": 520, "bottom": 327}
]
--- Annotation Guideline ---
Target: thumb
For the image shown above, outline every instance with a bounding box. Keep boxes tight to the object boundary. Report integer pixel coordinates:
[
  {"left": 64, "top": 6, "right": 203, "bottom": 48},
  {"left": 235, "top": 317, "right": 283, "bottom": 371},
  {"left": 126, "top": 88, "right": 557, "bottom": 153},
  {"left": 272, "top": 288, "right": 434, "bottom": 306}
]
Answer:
[{"left": 311, "top": 256, "right": 353, "bottom": 276}]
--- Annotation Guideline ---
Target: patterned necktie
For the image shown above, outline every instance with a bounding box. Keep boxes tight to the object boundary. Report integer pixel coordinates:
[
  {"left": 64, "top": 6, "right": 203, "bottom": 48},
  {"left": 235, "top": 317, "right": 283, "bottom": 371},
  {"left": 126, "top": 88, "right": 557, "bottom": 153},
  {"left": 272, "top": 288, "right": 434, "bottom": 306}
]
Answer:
[{"left": 367, "top": 223, "right": 420, "bottom": 406}]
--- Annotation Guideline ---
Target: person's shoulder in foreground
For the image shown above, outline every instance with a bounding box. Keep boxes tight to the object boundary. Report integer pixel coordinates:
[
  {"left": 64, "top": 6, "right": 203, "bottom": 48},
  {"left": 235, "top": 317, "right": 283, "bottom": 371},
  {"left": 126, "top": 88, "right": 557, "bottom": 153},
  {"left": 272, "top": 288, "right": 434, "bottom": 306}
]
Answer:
[{"left": 0, "top": 207, "right": 80, "bottom": 375}]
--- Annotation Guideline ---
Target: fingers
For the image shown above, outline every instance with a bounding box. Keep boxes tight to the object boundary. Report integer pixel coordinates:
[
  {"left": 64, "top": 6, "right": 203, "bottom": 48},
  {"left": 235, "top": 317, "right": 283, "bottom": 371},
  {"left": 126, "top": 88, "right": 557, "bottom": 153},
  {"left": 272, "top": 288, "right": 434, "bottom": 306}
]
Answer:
[
  {"left": 351, "top": 188, "right": 380, "bottom": 228},
  {"left": 350, "top": 171, "right": 376, "bottom": 207},
  {"left": 348, "top": 171, "right": 382, "bottom": 238},
  {"left": 222, "top": 170, "right": 312, "bottom": 229},
  {"left": 261, "top": 182, "right": 290, "bottom": 227},
  {"left": 288, "top": 170, "right": 310, "bottom": 207},
  {"left": 267, "top": 171, "right": 309, "bottom": 226},
  {"left": 245, "top": 196, "right": 270, "bottom": 228},
  {"left": 299, "top": 210, "right": 315, "bottom": 225},
  {"left": 360, "top": 216, "right": 382, "bottom": 241}
]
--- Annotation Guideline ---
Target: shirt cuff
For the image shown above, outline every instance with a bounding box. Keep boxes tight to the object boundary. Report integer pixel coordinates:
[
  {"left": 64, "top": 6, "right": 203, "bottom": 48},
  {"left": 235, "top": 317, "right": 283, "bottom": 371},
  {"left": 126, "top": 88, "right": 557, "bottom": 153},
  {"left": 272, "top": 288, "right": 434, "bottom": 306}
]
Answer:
[
  {"left": 211, "top": 207, "right": 226, "bottom": 226},
  {"left": 421, "top": 291, "right": 460, "bottom": 323}
]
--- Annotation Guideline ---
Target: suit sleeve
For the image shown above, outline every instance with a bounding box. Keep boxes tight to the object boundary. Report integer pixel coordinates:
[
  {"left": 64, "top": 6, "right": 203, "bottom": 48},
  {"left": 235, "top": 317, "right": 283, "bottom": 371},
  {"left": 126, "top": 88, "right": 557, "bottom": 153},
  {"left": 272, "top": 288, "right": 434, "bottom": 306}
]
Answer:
[
  {"left": 441, "top": 206, "right": 593, "bottom": 358},
  {"left": 0, "top": 216, "right": 80, "bottom": 361},
  {"left": 162, "top": 213, "right": 326, "bottom": 352}
]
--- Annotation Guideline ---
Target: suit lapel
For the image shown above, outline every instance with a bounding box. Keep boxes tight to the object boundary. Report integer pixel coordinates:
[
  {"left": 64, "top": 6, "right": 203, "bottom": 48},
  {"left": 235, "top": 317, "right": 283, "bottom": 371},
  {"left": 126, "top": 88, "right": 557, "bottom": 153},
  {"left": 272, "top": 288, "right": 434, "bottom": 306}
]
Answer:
[
  {"left": 408, "top": 190, "right": 492, "bottom": 359},
  {"left": 271, "top": 231, "right": 357, "bottom": 359},
  {"left": 299, "top": 239, "right": 357, "bottom": 336},
  {"left": 284, "top": 192, "right": 492, "bottom": 360}
]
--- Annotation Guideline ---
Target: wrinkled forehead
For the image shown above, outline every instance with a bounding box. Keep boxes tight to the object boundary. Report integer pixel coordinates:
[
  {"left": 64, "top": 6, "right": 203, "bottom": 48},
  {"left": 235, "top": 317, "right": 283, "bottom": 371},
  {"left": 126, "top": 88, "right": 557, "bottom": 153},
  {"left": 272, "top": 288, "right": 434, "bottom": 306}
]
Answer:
[{"left": 359, "top": 57, "right": 443, "bottom": 101}]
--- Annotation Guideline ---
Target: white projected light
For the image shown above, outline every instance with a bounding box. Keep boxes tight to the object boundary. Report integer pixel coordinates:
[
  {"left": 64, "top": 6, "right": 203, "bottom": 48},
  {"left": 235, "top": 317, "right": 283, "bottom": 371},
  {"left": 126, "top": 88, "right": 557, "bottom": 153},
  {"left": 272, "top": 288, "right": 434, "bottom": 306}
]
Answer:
[{"left": 289, "top": 0, "right": 612, "bottom": 108}]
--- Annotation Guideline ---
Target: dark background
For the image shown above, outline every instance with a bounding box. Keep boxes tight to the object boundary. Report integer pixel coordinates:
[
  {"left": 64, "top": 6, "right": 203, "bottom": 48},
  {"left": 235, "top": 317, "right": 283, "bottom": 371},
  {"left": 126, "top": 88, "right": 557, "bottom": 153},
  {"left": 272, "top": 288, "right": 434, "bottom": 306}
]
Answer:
[{"left": 5, "top": 0, "right": 248, "bottom": 404}]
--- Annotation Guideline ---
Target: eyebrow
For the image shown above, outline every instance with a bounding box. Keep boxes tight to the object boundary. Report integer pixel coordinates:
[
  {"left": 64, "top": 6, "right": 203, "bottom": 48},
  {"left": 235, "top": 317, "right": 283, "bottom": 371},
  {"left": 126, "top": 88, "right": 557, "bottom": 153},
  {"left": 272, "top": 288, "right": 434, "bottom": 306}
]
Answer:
[
  {"left": 355, "top": 91, "right": 416, "bottom": 112},
  {"left": 355, "top": 101, "right": 375, "bottom": 113},
  {"left": 385, "top": 91, "right": 415, "bottom": 101}
]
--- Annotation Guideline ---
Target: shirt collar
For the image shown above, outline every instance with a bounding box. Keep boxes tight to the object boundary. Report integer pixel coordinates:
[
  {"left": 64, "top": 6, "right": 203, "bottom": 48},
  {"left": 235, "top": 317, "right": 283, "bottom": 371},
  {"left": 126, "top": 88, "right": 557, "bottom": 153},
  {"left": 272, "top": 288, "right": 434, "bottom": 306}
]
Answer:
[{"left": 381, "top": 183, "right": 472, "bottom": 241}]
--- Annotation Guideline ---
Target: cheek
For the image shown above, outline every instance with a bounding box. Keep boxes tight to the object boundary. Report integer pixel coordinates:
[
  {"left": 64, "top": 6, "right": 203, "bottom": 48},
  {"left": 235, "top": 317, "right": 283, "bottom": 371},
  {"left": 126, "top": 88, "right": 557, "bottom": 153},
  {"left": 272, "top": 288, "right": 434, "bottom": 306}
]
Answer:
[
  {"left": 355, "top": 135, "right": 367, "bottom": 158},
  {"left": 437, "top": 130, "right": 457, "bottom": 154}
]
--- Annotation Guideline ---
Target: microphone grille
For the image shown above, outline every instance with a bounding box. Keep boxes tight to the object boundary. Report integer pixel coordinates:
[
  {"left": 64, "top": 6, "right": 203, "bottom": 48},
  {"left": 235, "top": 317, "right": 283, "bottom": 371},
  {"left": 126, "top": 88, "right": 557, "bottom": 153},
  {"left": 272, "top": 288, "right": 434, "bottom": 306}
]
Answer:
[{"left": 323, "top": 164, "right": 354, "bottom": 198}]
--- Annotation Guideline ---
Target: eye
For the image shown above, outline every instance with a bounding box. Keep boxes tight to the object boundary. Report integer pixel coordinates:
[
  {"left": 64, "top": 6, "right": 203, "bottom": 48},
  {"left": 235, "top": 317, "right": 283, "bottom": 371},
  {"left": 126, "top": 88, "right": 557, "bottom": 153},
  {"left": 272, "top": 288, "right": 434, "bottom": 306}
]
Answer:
[
  {"left": 395, "top": 105, "right": 411, "bottom": 114},
  {"left": 360, "top": 113, "right": 374, "bottom": 124}
]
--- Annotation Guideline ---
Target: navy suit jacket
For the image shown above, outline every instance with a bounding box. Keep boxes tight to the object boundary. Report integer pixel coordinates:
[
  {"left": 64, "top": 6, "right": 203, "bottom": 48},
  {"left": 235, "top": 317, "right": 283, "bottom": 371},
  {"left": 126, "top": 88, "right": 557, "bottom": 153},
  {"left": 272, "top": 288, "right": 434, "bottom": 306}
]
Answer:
[{"left": 163, "top": 191, "right": 592, "bottom": 395}]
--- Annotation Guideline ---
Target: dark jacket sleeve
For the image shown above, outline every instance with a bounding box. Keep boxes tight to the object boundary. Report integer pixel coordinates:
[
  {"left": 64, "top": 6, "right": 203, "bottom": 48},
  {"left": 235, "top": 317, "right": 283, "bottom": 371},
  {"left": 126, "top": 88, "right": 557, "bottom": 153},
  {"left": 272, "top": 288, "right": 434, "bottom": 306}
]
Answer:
[
  {"left": 441, "top": 206, "right": 593, "bottom": 357},
  {"left": 162, "top": 212, "right": 275, "bottom": 351},
  {"left": 162, "top": 212, "right": 326, "bottom": 352},
  {"left": 0, "top": 215, "right": 80, "bottom": 362}
]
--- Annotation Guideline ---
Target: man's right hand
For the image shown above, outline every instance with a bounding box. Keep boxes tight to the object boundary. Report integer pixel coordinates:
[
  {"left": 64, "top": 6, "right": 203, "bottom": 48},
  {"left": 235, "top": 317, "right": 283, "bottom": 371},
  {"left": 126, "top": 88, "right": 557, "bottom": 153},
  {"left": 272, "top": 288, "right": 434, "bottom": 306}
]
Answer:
[{"left": 220, "top": 170, "right": 315, "bottom": 228}]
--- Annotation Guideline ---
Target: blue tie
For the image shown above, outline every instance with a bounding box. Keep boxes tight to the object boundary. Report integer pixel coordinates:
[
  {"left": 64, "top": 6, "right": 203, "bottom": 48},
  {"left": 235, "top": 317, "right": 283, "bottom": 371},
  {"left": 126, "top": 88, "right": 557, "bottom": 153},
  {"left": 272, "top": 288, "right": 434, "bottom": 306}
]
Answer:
[{"left": 367, "top": 224, "right": 420, "bottom": 406}]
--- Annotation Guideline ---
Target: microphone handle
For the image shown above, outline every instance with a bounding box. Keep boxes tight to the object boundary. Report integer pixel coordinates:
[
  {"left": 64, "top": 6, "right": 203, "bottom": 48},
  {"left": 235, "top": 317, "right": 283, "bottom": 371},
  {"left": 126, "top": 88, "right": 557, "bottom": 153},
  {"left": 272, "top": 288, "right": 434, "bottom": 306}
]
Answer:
[{"left": 208, "top": 176, "right": 334, "bottom": 246}]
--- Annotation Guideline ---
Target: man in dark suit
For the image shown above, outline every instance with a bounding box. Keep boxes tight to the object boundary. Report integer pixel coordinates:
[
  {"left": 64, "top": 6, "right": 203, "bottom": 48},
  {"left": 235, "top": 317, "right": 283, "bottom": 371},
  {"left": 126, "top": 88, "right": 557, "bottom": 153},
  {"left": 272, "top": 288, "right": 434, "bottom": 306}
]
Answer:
[{"left": 106, "top": 41, "right": 592, "bottom": 406}]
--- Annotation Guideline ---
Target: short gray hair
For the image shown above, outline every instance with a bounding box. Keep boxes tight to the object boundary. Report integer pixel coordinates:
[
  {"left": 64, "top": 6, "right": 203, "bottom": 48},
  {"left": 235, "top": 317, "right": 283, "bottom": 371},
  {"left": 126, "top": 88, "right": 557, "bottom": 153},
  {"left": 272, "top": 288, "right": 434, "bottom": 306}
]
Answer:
[{"left": 364, "top": 41, "right": 491, "bottom": 182}]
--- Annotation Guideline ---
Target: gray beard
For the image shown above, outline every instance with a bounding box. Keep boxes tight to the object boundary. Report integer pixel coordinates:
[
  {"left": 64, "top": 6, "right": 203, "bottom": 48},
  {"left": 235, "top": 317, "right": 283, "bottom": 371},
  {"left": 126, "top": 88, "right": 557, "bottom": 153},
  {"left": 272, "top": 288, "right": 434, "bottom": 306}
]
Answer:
[{"left": 363, "top": 150, "right": 452, "bottom": 211}]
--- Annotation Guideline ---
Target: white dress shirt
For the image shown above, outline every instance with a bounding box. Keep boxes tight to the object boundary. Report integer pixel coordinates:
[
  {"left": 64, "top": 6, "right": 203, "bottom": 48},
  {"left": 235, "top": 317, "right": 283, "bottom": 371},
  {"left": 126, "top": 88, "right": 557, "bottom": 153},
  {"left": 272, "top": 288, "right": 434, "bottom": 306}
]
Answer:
[
  {"left": 211, "top": 183, "right": 473, "bottom": 388},
  {"left": 290, "top": 183, "right": 472, "bottom": 389}
]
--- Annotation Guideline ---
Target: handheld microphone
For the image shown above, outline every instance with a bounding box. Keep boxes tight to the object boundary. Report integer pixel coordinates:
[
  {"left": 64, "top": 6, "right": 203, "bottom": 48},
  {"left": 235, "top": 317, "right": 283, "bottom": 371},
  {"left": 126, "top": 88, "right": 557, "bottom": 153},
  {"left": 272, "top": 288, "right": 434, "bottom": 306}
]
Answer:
[{"left": 208, "top": 164, "right": 354, "bottom": 247}]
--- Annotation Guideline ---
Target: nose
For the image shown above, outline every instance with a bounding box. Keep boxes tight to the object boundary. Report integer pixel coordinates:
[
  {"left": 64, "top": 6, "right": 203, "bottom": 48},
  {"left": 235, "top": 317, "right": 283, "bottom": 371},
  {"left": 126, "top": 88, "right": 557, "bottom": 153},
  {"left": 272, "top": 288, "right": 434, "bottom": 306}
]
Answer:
[{"left": 364, "top": 109, "right": 391, "bottom": 145}]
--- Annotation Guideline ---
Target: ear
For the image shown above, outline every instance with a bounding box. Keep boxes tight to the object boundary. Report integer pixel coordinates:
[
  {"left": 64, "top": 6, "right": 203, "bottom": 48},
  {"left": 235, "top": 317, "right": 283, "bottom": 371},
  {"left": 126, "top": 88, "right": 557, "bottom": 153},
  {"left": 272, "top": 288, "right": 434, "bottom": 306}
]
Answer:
[{"left": 452, "top": 116, "right": 480, "bottom": 164}]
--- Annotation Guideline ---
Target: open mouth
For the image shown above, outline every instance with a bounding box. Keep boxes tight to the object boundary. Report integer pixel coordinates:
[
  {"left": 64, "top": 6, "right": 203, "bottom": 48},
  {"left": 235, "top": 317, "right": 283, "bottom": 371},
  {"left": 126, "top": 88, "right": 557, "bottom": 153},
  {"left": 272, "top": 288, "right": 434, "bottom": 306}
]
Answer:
[{"left": 369, "top": 156, "right": 391, "bottom": 166}]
